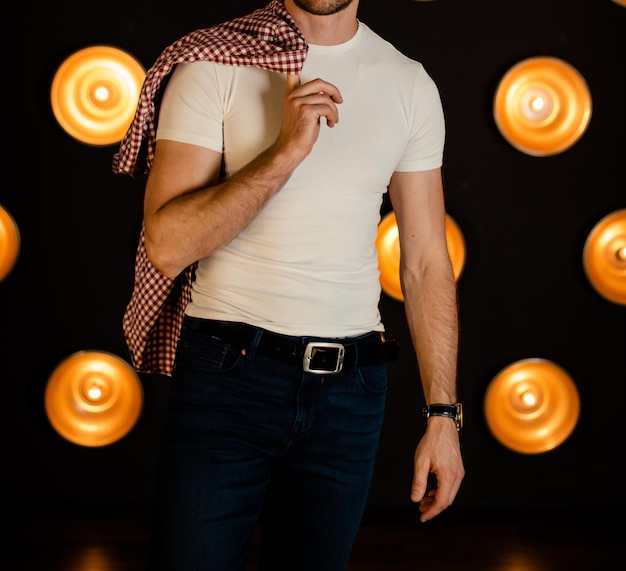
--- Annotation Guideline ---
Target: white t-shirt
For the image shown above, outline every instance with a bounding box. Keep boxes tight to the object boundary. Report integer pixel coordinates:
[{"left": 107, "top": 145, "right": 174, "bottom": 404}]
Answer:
[{"left": 156, "top": 21, "right": 445, "bottom": 337}]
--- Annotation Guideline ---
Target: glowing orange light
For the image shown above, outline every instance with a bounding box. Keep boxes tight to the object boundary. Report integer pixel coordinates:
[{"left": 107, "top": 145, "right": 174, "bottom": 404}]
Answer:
[
  {"left": 376, "top": 211, "right": 465, "bottom": 301},
  {"left": 377, "top": 212, "right": 402, "bottom": 301},
  {"left": 484, "top": 359, "right": 580, "bottom": 454},
  {"left": 494, "top": 57, "right": 591, "bottom": 156},
  {"left": 50, "top": 46, "right": 145, "bottom": 146},
  {"left": 0, "top": 204, "right": 20, "bottom": 282},
  {"left": 74, "top": 546, "right": 116, "bottom": 571},
  {"left": 583, "top": 209, "right": 626, "bottom": 305},
  {"left": 45, "top": 351, "right": 143, "bottom": 447}
]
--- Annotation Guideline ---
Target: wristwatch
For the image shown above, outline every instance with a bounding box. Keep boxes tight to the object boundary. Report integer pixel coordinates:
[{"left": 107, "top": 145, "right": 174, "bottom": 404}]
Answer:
[{"left": 422, "top": 403, "right": 463, "bottom": 431}]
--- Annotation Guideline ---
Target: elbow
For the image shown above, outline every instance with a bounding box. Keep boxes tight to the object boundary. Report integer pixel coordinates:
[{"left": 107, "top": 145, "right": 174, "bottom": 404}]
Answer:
[
  {"left": 144, "top": 233, "right": 184, "bottom": 279},
  {"left": 400, "top": 258, "right": 456, "bottom": 297}
]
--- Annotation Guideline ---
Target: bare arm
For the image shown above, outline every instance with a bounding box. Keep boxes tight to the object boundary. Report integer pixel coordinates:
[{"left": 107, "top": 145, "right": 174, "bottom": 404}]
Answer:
[
  {"left": 144, "top": 75, "right": 343, "bottom": 278},
  {"left": 388, "top": 168, "right": 464, "bottom": 522}
]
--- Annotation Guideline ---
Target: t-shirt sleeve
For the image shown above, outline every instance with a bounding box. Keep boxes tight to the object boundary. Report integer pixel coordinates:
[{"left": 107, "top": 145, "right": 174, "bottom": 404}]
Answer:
[
  {"left": 395, "top": 64, "right": 446, "bottom": 172},
  {"left": 156, "top": 61, "right": 224, "bottom": 153}
]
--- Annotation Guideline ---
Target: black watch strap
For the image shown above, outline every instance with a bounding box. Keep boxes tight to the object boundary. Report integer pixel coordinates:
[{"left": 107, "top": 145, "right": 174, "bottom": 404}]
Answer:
[{"left": 422, "top": 403, "right": 463, "bottom": 431}]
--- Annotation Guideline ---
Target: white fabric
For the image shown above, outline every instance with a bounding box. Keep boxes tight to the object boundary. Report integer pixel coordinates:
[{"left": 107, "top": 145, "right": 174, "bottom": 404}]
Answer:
[{"left": 156, "top": 22, "right": 445, "bottom": 337}]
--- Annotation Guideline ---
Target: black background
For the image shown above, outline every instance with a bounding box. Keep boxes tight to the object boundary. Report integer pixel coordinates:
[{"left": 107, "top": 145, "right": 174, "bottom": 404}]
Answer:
[{"left": 1, "top": 0, "right": 625, "bottom": 516}]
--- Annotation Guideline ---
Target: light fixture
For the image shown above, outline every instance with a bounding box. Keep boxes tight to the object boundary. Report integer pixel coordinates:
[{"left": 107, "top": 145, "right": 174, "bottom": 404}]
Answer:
[
  {"left": 377, "top": 211, "right": 402, "bottom": 301},
  {"left": 446, "top": 215, "right": 466, "bottom": 281},
  {"left": 376, "top": 211, "right": 465, "bottom": 301},
  {"left": 0, "top": 204, "right": 20, "bottom": 282},
  {"left": 484, "top": 358, "right": 580, "bottom": 454},
  {"left": 583, "top": 209, "right": 626, "bottom": 305},
  {"left": 493, "top": 56, "right": 591, "bottom": 156},
  {"left": 50, "top": 45, "right": 145, "bottom": 146},
  {"left": 45, "top": 350, "right": 143, "bottom": 447}
]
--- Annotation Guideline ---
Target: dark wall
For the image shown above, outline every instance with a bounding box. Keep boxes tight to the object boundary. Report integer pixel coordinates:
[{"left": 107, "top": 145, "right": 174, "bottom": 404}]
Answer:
[{"left": 1, "top": 0, "right": 624, "bottom": 515}]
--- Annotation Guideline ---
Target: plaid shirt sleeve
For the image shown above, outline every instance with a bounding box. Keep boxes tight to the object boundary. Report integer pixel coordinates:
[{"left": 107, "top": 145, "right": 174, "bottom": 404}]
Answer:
[{"left": 115, "top": 0, "right": 308, "bottom": 376}]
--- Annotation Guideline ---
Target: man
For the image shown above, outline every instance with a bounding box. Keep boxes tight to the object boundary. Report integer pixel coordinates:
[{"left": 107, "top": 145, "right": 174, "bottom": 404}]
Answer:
[{"left": 117, "top": 0, "right": 464, "bottom": 568}]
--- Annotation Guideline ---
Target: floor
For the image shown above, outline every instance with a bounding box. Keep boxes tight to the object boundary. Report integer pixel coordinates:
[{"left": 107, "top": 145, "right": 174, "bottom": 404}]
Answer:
[{"left": 4, "top": 503, "right": 622, "bottom": 571}]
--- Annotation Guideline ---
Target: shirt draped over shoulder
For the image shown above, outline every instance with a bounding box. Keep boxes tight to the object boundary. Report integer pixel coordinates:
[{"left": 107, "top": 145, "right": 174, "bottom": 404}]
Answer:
[{"left": 114, "top": 0, "right": 308, "bottom": 376}]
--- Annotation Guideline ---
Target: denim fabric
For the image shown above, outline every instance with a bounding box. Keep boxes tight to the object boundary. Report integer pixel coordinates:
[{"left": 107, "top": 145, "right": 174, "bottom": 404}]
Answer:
[{"left": 147, "top": 321, "right": 387, "bottom": 571}]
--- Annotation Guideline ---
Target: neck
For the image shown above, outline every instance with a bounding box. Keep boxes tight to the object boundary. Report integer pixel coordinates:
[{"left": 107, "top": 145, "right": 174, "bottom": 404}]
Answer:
[{"left": 283, "top": 0, "right": 359, "bottom": 46}]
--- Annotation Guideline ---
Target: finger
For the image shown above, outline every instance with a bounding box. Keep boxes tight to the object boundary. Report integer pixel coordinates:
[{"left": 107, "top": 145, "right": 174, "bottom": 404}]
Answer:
[
  {"left": 410, "top": 467, "right": 429, "bottom": 503},
  {"left": 419, "top": 488, "right": 445, "bottom": 522},
  {"left": 313, "top": 102, "right": 339, "bottom": 127},
  {"left": 294, "top": 96, "right": 340, "bottom": 127},
  {"left": 419, "top": 475, "right": 460, "bottom": 523},
  {"left": 295, "top": 78, "right": 343, "bottom": 104},
  {"left": 285, "top": 73, "right": 301, "bottom": 93},
  {"left": 417, "top": 490, "right": 436, "bottom": 514}
]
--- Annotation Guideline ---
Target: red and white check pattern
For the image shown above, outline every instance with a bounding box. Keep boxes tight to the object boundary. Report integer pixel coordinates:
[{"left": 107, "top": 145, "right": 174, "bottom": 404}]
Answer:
[{"left": 115, "top": 0, "right": 308, "bottom": 375}]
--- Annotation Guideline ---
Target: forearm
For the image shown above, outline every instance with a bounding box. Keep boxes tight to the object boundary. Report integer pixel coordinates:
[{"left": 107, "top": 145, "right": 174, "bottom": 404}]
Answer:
[
  {"left": 388, "top": 170, "right": 464, "bottom": 517},
  {"left": 402, "top": 262, "right": 459, "bottom": 404},
  {"left": 144, "top": 142, "right": 301, "bottom": 278},
  {"left": 145, "top": 75, "right": 342, "bottom": 279}
]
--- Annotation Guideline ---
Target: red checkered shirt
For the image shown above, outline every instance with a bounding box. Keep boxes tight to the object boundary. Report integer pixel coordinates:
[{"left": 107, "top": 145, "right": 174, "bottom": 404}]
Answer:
[{"left": 113, "top": 0, "right": 308, "bottom": 376}]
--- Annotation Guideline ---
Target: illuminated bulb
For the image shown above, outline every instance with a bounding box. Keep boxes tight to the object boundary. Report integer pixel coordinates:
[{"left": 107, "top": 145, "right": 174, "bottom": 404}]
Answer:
[
  {"left": 494, "top": 57, "right": 591, "bottom": 156},
  {"left": 522, "top": 390, "right": 537, "bottom": 408},
  {"left": 605, "top": 238, "right": 626, "bottom": 269},
  {"left": 531, "top": 97, "right": 545, "bottom": 112},
  {"left": 50, "top": 46, "right": 145, "bottom": 146},
  {"left": 0, "top": 204, "right": 20, "bottom": 281},
  {"left": 93, "top": 83, "right": 112, "bottom": 104},
  {"left": 377, "top": 212, "right": 465, "bottom": 301},
  {"left": 520, "top": 88, "right": 553, "bottom": 122},
  {"left": 87, "top": 385, "right": 103, "bottom": 401},
  {"left": 45, "top": 351, "right": 143, "bottom": 447},
  {"left": 80, "top": 374, "right": 111, "bottom": 406},
  {"left": 511, "top": 381, "right": 543, "bottom": 415},
  {"left": 484, "top": 358, "right": 580, "bottom": 454},
  {"left": 583, "top": 209, "right": 626, "bottom": 305}
]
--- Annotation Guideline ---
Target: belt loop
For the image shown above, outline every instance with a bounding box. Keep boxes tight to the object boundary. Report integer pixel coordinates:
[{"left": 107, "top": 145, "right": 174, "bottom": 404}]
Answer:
[{"left": 246, "top": 327, "right": 263, "bottom": 361}]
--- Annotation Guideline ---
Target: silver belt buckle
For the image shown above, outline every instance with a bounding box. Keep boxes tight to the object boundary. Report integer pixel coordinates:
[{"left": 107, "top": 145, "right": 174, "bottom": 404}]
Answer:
[{"left": 303, "top": 342, "right": 345, "bottom": 374}]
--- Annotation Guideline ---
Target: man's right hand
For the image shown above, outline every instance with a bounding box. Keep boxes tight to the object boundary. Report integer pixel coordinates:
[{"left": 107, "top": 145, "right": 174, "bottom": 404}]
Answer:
[{"left": 276, "top": 74, "right": 343, "bottom": 161}]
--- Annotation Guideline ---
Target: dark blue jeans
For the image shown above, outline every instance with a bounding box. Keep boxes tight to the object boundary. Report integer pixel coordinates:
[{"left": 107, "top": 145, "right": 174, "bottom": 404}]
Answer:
[{"left": 147, "top": 320, "right": 388, "bottom": 571}]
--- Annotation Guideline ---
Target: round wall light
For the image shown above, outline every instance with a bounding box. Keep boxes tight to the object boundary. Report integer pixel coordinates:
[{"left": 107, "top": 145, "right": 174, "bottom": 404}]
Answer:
[
  {"left": 583, "top": 209, "right": 626, "bottom": 305},
  {"left": 377, "top": 211, "right": 402, "bottom": 301},
  {"left": 0, "top": 204, "right": 20, "bottom": 282},
  {"left": 50, "top": 45, "right": 145, "bottom": 146},
  {"left": 484, "top": 358, "right": 580, "bottom": 454},
  {"left": 45, "top": 351, "right": 143, "bottom": 447},
  {"left": 377, "top": 211, "right": 465, "bottom": 301},
  {"left": 446, "top": 215, "right": 466, "bottom": 281},
  {"left": 494, "top": 56, "right": 591, "bottom": 156}
]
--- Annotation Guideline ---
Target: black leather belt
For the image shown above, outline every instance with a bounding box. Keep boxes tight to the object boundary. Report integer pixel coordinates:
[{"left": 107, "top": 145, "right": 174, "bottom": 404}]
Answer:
[{"left": 183, "top": 317, "right": 399, "bottom": 375}]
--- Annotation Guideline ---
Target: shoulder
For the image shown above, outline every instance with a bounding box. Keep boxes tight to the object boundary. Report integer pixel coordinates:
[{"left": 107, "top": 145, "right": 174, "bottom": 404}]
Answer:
[
  {"left": 169, "top": 60, "right": 230, "bottom": 83},
  {"left": 358, "top": 23, "right": 421, "bottom": 66},
  {"left": 169, "top": 60, "right": 275, "bottom": 86},
  {"left": 358, "top": 23, "right": 433, "bottom": 81},
  {"left": 166, "top": 61, "right": 272, "bottom": 101}
]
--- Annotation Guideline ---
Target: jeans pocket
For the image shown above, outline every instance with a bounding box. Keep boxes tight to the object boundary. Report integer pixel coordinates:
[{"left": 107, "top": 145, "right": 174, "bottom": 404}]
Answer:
[
  {"left": 174, "top": 327, "right": 243, "bottom": 374},
  {"left": 355, "top": 363, "right": 388, "bottom": 395}
]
